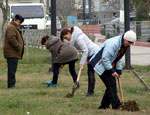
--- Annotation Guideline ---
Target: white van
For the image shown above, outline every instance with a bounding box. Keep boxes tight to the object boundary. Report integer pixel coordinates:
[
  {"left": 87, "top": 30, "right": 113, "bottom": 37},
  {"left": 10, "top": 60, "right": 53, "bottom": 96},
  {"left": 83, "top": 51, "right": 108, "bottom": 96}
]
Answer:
[
  {"left": 8, "top": 3, "right": 46, "bottom": 29},
  {"left": 45, "top": 15, "right": 62, "bottom": 30}
]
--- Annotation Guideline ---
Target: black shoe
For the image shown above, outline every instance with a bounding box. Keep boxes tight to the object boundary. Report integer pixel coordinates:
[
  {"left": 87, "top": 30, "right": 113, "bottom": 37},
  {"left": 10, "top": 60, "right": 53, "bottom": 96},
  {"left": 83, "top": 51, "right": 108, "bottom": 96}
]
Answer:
[
  {"left": 86, "top": 92, "right": 94, "bottom": 97},
  {"left": 8, "top": 86, "right": 15, "bottom": 89},
  {"left": 112, "top": 105, "right": 121, "bottom": 110},
  {"left": 98, "top": 105, "right": 110, "bottom": 109}
]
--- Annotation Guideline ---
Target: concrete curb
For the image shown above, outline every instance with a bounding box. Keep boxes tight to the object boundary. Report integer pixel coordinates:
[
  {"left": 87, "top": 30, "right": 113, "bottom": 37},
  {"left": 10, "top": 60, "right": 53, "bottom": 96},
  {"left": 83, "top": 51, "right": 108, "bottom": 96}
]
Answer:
[{"left": 97, "top": 38, "right": 150, "bottom": 47}]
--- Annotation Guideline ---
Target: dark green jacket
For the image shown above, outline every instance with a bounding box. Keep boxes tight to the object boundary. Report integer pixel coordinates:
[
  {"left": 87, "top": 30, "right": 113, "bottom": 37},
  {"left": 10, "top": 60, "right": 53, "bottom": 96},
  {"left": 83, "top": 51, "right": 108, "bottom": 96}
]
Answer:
[{"left": 3, "top": 21, "right": 24, "bottom": 59}]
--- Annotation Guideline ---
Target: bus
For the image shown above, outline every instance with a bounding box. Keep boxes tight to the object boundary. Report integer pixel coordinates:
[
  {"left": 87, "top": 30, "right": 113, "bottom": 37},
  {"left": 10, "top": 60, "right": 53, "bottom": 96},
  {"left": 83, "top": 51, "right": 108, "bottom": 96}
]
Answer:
[{"left": 8, "top": 3, "right": 46, "bottom": 29}]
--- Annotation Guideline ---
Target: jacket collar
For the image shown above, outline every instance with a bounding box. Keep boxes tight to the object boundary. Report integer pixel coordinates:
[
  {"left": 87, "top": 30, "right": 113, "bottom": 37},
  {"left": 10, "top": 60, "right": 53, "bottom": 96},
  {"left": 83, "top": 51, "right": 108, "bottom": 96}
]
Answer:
[
  {"left": 10, "top": 21, "right": 20, "bottom": 30},
  {"left": 121, "top": 34, "right": 124, "bottom": 47}
]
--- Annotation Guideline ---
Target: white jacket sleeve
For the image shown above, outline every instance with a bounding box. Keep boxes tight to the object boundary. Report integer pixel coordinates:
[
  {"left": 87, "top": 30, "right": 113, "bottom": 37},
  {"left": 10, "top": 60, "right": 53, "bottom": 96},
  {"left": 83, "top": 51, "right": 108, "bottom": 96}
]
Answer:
[{"left": 77, "top": 38, "right": 88, "bottom": 65}]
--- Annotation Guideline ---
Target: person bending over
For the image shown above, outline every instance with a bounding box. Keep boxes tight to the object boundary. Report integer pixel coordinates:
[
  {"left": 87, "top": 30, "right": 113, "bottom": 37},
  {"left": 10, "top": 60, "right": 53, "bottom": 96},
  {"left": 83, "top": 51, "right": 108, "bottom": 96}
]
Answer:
[
  {"left": 60, "top": 26, "right": 99, "bottom": 97},
  {"left": 41, "top": 35, "right": 78, "bottom": 87}
]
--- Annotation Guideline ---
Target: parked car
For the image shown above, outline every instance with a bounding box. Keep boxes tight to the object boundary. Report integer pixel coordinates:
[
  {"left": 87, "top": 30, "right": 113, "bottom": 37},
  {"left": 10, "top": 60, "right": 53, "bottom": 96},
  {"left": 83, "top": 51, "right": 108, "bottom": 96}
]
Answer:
[
  {"left": 45, "top": 15, "right": 51, "bottom": 29},
  {"left": 56, "top": 16, "right": 62, "bottom": 30},
  {"left": 45, "top": 15, "right": 62, "bottom": 30}
]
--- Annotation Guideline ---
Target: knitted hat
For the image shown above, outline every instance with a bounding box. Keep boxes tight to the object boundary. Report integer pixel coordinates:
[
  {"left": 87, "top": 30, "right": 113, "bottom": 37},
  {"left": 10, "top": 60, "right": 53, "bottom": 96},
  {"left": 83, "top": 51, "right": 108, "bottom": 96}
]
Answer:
[{"left": 124, "top": 30, "right": 136, "bottom": 43}]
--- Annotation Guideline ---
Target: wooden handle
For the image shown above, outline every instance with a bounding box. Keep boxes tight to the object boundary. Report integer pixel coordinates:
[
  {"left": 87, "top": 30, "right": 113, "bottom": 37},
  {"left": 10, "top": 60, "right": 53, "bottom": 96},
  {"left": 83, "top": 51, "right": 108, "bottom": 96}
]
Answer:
[
  {"left": 117, "top": 77, "right": 124, "bottom": 104},
  {"left": 76, "top": 68, "right": 82, "bottom": 82}
]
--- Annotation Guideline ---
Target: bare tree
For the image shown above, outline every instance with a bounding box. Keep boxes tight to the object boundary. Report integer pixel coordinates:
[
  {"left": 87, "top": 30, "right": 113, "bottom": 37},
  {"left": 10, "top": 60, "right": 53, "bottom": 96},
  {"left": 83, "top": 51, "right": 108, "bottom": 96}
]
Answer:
[
  {"left": 46, "top": 0, "right": 49, "bottom": 14},
  {"left": 0, "top": 0, "right": 8, "bottom": 31},
  {"left": 57, "top": 0, "right": 76, "bottom": 17},
  {"left": 56, "top": 0, "right": 77, "bottom": 28},
  {"left": 0, "top": 0, "right": 8, "bottom": 47}
]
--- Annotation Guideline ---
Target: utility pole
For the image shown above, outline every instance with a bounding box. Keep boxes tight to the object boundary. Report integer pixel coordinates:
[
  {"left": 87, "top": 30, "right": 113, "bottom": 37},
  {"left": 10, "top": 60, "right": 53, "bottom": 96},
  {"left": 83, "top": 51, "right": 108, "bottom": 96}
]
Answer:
[
  {"left": 83, "top": 0, "right": 86, "bottom": 25},
  {"left": 88, "top": 0, "right": 92, "bottom": 25},
  {"left": 49, "top": 0, "right": 56, "bottom": 72},
  {"left": 124, "top": 0, "right": 131, "bottom": 69},
  {"left": 51, "top": 0, "right": 57, "bottom": 36}
]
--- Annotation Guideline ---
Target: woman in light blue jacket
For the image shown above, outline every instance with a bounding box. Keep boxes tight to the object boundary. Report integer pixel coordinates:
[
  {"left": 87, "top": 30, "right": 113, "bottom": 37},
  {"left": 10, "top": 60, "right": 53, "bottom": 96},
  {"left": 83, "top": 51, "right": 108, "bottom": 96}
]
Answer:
[
  {"left": 60, "top": 26, "right": 99, "bottom": 97},
  {"left": 90, "top": 30, "right": 136, "bottom": 109}
]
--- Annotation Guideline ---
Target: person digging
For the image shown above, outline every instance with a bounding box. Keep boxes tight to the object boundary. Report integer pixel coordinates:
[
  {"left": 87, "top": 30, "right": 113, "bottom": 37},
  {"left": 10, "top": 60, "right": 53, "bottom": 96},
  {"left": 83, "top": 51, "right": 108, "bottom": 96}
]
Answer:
[
  {"left": 90, "top": 30, "right": 137, "bottom": 109},
  {"left": 41, "top": 35, "right": 79, "bottom": 88}
]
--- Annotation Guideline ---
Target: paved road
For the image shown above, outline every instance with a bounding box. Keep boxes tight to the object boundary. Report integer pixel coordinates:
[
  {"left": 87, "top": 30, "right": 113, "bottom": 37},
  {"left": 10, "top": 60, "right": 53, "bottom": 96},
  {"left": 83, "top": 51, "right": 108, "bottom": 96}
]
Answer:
[
  {"left": 94, "top": 35, "right": 150, "bottom": 66},
  {"left": 126, "top": 46, "right": 150, "bottom": 66}
]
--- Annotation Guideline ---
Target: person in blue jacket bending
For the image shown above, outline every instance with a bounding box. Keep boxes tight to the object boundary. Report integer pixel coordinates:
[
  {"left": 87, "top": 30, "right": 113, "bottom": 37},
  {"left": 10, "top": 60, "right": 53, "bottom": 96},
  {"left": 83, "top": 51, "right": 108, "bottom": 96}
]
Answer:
[{"left": 90, "top": 30, "right": 136, "bottom": 109}]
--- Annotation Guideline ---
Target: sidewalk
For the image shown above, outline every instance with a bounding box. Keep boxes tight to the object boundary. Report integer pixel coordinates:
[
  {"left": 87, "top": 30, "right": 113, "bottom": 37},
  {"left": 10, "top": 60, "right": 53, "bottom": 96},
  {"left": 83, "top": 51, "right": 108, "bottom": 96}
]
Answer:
[{"left": 94, "top": 34, "right": 150, "bottom": 66}]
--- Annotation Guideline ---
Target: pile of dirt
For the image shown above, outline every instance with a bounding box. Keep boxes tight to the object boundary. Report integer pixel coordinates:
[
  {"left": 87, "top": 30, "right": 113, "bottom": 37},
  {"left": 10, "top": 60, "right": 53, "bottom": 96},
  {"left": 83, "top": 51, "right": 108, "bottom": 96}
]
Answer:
[
  {"left": 65, "top": 84, "right": 78, "bottom": 98},
  {"left": 65, "top": 87, "right": 75, "bottom": 98},
  {"left": 122, "top": 100, "right": 139, "bottom": 111},
  {"left": 66, "top": 93, "right": 74, "bottom": 98}
]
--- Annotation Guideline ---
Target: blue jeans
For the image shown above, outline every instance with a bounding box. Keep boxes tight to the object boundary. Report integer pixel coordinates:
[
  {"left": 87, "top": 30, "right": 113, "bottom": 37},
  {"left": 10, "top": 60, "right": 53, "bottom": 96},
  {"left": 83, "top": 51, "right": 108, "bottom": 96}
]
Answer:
[
  {"left": 52, "top": 60, "right": 77, "bottom": 84},
  {"left": 7, "top": 58, "right": 18, "bottom": 88}
]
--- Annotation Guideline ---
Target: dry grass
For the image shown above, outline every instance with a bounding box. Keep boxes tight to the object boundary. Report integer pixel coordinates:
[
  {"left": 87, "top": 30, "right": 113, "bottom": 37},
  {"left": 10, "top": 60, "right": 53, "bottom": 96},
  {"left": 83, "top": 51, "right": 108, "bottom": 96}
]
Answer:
[{"left": 0, "top": 64, "right": 150, "bottom": 115}]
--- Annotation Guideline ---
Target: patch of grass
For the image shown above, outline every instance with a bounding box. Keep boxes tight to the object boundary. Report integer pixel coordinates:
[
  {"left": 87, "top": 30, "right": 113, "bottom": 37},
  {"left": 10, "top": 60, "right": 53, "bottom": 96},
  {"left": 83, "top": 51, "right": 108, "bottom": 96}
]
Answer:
[
  {"left": 124, "top": 86, "right": 146, "bottom": 94},
  {"left": 30, "top": 90, "right": 49, "bottom": 96},
  {"left": 0, "top": 48, "right": 150, "bottom": 114},
  {"left": 133, "top": 65, "right": 150, "bottom": 73}
]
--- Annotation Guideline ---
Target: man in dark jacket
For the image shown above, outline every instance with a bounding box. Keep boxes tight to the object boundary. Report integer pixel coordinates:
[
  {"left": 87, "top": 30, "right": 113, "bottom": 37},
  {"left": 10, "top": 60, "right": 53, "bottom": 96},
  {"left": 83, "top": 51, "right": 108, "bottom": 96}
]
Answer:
[{"left": 3, "top": 14, "right": 24, "bottom": 88}]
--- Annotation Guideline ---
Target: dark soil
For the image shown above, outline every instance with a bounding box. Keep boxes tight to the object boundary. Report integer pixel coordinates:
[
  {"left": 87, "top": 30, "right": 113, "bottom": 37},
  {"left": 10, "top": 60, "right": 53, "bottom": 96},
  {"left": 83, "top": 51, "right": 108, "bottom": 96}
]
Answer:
[
  {"left": 65, "top": 87, "right": 76, "bottom": 98},
  {"left": 121, "top": 100, "right": 139, "bottom": 111},
  {"left": 65, "top": 82, "right": 80, "bottom": 98},
  {"left": 66, "top": 93, "right": 74, "bottom": 98}
]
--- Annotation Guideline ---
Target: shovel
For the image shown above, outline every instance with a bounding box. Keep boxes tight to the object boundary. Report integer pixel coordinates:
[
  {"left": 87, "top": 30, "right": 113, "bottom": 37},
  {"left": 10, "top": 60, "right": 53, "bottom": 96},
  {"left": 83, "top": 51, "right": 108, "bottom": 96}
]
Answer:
[
  {"left": 66, "top": 67, "right": 82, "bottom": 98},
  {"left": 117, "top": 77, "right": 124, "bottom": 105},
  {"left": 117, "top": 77, "right": 140, "bottom": 111}
]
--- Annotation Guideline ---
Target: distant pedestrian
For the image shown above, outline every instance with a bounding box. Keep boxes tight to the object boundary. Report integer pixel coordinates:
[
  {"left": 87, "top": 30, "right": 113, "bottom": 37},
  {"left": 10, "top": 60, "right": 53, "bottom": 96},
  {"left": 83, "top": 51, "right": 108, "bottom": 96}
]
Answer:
[
  {"left": 3, "top": 14, "right": 24, "bottom": 88},
  {"left": 41, "top": 35, "right": 78, "bottom": 87},
  {"left": 60, "top": 26, "right": 99, "bottom": 97},
  {"left": 90, "top": 30, "right": 136, "bottom": 109},
  {"left": 112, "top": 12, "right": 117, "bottom": 19},
  {"left": 93, "top": 15, "right": 101, "bottom": 25}
]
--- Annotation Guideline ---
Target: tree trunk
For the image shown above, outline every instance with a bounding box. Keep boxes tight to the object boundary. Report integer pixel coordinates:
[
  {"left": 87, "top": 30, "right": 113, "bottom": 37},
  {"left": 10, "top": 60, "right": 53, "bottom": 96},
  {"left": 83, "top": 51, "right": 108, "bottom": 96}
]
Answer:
[{"left": 0, "top": 0, "right": 8, "bottom": 47}]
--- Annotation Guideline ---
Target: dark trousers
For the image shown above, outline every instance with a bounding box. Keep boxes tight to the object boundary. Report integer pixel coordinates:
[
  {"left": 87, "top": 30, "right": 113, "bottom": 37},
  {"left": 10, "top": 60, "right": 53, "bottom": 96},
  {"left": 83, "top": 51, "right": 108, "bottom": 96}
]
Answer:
[
  {"left": 7, "top": 58, "right": 18, "bottom": 88},
  {"left": 87, "top": 62, "right": 95, "bottom": 94},
  {"left": 52, "top": 60, "right": 77, "bottom": 84},
  {"left": 99, "top": 70, "right": 121, "bottom": 109},
  {"left": 87, "top": 56, "right": 95, "bottom": 94}
]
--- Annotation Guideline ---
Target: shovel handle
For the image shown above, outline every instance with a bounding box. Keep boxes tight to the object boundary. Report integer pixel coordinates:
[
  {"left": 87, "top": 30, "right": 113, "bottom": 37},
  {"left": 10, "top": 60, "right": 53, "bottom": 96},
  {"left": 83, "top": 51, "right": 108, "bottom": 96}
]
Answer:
[
  {"left": 117, "top": 77, "right": 124, "bottom": 104},
  {"left": 76, "top": 68, "right": 82, "bottom": 82}
]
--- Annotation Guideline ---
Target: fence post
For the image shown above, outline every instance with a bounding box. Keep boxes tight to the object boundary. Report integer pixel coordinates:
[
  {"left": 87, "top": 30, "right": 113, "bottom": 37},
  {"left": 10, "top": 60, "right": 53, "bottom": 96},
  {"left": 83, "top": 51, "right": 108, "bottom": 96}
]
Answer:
[{"left": 26, "top": 29, "right": 29, "bottom": 64}]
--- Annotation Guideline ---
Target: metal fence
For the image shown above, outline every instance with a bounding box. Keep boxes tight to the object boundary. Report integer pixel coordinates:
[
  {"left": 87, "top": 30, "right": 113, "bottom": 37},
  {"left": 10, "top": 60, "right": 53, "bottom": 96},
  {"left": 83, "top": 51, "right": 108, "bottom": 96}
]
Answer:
[
  {"left": 0, "top": 27, "right": 96, "bottom": 63},
  {"left": 0, "top": 28, "right": 52, "bottom": 63},
  {"left": 1, "top": 20, "right": 150, "bottom": 63},
  {"left": 22, "top": 29, "right": 51, "bottom": 63},
  {"left": 101, "top": 21, "right": 150, "bottom": 42}
]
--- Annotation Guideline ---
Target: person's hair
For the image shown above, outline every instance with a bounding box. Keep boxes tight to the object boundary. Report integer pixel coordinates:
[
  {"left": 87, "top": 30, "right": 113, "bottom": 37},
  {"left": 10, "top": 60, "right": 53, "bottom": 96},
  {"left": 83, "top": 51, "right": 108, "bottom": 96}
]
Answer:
[
  {"left": 13, "top": 14, "right": 24, "bottom": 23},
  {"left": 60, "top": 27, "right": 74, "bottom": 41},
  {"left": 41, "top": 36, "right": 49, "bottom": 45}
]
